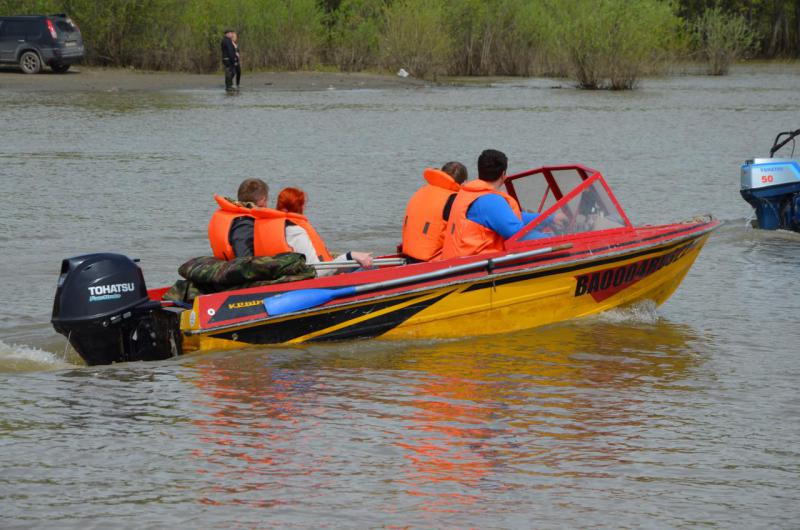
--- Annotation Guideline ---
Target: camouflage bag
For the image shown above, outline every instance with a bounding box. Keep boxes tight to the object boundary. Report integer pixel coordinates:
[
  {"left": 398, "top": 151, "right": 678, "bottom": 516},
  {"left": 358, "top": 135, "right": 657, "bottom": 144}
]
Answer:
[{"left": 163, "top": 252, "right": 315, "bottom": 303}]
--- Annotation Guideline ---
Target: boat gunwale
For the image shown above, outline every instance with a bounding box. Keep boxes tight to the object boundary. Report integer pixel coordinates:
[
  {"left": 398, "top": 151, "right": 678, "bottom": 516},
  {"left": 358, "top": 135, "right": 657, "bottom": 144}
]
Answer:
[{"left": 185, "top": 219, "right": 719, "bottom": 336}]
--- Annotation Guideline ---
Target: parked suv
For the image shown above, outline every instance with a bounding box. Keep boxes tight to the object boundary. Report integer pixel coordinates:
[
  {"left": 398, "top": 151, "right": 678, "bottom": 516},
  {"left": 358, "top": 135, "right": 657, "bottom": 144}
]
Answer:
[{"left": 0, "top": 14, "right": 84, "bottom": 73}]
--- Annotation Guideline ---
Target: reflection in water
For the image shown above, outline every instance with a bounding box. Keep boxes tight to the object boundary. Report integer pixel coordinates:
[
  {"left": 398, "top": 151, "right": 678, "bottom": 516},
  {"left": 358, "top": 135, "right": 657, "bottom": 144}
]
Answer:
[
  {"left": 1, "top": 91, "right": 205, "bottom": 115},
  {"left": 386, "top": 317, "right": 703, "bottom": 514},
  {"left": 186, "top": 352, "right": 341, "bottom": 510},
  {"left": 182, "top": 315, "right": 704, "bottom": 515}
]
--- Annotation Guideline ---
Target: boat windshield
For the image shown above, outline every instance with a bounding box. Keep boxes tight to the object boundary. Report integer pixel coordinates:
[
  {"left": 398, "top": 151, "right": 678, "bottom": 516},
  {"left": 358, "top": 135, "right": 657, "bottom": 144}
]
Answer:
[
  {"left": 508, "top": 167, "right": 588, "bottom": 213},
  {"left": 505, "top": 166, "right": 632, "bottom": 243}
]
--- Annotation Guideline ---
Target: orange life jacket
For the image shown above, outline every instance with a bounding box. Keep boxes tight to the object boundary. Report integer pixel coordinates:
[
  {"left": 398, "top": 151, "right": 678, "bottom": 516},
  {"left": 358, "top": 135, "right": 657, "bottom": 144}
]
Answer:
[
  {"left": 401, "top": 168, "right": 461, "bottom": 261},
  {"left": 208, "top": 195, "right": 333, "bottom": 261},
  {"left": 439, "top": 180, "right": 522, "bottom": 260}
]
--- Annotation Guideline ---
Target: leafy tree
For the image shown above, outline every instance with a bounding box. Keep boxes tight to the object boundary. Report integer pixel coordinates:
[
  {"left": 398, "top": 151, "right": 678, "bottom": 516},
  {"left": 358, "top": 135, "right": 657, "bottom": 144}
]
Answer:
[
  {"left": 380, "top": 0, "right": 453, "bottom": 79},
  {"left": 329, "top": 0, "right": 383, "bottom": 71},
  {"left": 555, "top": 0, "right": 680, "bottom": 89},
  {"left": 677, "top": 0, "right": 798, "bottom": 57},
  {"left": 692, "top": 6, "right": 755, "bottom": 75},
  {"left": 445, "top": 0, "right": 492, "bottom": 75}
]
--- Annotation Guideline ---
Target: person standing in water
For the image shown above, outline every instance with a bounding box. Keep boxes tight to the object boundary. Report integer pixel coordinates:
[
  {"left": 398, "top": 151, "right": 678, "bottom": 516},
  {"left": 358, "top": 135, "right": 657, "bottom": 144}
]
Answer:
[
  {"left": 232, "top": 31, "right": 241, "bottom": 90},
  {"left": 220, "top": 29, "right": 237, "bottom": 92}
]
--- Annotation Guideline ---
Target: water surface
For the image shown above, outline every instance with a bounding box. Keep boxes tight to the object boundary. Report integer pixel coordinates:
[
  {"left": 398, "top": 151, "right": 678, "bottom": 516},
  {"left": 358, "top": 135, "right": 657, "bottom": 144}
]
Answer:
[{"left": 1, "top": 65, "right": 798, "bottom": 527}]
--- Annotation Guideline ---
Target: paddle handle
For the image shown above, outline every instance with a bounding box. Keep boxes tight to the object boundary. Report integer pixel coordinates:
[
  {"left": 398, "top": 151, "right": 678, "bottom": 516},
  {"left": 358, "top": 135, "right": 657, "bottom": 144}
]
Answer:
[
  {"left": 311, "top": 257, "right": 406, "bottom": 270},
  {"left": 262, "top": 243, "right": 572, "bottom": 317}
]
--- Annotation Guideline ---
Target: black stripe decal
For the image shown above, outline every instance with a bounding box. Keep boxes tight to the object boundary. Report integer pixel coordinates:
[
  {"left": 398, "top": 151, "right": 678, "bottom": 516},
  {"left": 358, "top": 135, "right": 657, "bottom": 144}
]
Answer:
[
  {"left": 310, "top": 291, "right": 452, "bottom": 341},
  {"left": 490, "top": 225, "right": 707, "bottom": 276},
  {"left": 463, "top": 236, "right": 700, "bottom": 292},
  {"left": 208, "top": 290, "right": 451, "bottom": 344}
]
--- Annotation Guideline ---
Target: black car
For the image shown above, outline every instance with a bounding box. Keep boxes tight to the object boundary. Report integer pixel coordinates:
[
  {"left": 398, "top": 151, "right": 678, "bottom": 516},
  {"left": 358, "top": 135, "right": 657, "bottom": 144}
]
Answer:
[{"left": 0, "top": 14, "right": 84, "bottom": 73}]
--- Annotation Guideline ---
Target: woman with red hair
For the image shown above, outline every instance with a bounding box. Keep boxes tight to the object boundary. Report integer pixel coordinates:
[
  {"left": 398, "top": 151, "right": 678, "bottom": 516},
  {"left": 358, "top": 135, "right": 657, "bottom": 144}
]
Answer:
[
  {"left": 276, "top": 187, "right": 372, "bottom": 275},
  {"left": 275, "top": 187, "right": 307, "bottom": 215}
]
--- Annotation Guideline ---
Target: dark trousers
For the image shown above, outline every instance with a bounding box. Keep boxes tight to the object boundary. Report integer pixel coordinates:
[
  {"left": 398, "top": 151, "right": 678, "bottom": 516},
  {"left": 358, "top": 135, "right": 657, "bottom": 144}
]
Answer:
[
  {"left": 224, "top": 64, "right": 236, "bottom": 90},
  {"left": 235, "top": 64, "right": 241, "bottom": 87}
]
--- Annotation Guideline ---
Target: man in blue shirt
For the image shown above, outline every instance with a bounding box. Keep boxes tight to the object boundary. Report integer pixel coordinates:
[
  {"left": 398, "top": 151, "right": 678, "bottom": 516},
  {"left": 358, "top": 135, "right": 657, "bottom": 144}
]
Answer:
[{"left": 441, "top": 150, "right": 564, "bottom": 259}]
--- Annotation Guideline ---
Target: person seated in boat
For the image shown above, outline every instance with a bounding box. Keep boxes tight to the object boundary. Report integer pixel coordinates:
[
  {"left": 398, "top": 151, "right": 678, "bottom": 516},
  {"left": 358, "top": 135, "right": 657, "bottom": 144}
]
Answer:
[
  {"left": 400, "top": 161, "right": 468, "bottom": 262},
  {"left": 275, "top": 187, "right": 373, "bottom": 275},
  {"left": 440, "top": 149, "right": 565, "bottom": 259},
  {"left": 568, "top": 183, "right": 622, "bottom": 232},
  {"left": 207, "top": 178, "right": 324, "bottom": 261},
  {"left": 208, "top": 179, "right": 373, "bottom": 272},
  {"left": 208, "top": 177, "right": 270, "bottom": 259}
]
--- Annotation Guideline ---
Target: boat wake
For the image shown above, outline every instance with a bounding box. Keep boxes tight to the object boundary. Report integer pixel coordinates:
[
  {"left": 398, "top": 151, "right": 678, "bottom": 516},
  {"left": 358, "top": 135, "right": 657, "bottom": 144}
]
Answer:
[
  {"left": 594, "top": 300, "right": 661, "bottom": 325},
  {"left": 0, "top": 340, "right": 75, "bottom": 373},
  {"left": 717, "top": 218, "right": 800, "bottom": 242}
]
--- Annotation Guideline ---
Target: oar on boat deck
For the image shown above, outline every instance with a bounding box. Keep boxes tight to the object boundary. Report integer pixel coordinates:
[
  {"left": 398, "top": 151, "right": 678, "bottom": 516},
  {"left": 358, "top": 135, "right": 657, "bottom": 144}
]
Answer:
[
  {"left": 263, "top": 243, "right": 573, "bottom": 317},
  {"left": 310, "top": 257, "right": 407, "bottom": 270}
]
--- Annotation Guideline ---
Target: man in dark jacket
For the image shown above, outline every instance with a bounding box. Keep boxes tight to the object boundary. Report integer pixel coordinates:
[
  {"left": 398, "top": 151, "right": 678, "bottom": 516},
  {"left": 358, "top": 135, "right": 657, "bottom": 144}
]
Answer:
[{"left": 221, "top": 29, "right": 237, "bottom": 92}]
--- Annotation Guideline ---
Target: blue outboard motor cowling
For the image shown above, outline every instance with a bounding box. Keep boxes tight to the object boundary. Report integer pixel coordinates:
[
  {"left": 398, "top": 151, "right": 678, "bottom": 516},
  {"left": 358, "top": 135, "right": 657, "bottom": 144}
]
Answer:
[
  {"left": 740, "top": 158, "right": 800, "bottom": 230},
  {"left": 741, "top": 129, "right": 800, "bottom": 232}
]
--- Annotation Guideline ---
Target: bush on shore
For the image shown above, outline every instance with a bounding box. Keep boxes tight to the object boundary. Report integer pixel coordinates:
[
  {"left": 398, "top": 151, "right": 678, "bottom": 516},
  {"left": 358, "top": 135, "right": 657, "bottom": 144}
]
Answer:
[
  {"left": 379, "top": 0, "right": 452, "bottom": 79},
  {"left": 445, "top": 0, "right": 556, "bottom": 77},
  {"left": 328, "top": 0, "right": 383, "bottom": 72},
  {"left": 691, "top": 6, "right": 755, "bottom": 76},
  {"left": 554, "top": 0, "right": 680, "bottom": 89}
]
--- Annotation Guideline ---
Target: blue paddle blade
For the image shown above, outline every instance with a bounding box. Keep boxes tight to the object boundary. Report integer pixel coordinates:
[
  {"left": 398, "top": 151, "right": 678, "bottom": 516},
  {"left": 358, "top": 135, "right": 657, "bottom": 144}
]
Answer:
[{"left": 263, "top": 286, "right": 357, "bottom": 316}]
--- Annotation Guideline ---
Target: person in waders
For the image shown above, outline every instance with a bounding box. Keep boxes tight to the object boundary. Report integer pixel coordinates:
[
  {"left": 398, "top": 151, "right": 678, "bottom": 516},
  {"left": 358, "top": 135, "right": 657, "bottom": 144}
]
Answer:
[{"left": 221, "top": 29, "right": 237, "bottom": 92}]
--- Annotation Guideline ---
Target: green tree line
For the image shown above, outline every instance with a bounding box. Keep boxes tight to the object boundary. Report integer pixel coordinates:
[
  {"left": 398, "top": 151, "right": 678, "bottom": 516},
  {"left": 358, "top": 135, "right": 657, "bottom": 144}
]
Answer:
[
  {"left": 677, "top": 0, "right": 799, "bottom": 57},
  {"left": 1, "top": 0, "right": 797, "bottom": 86}
]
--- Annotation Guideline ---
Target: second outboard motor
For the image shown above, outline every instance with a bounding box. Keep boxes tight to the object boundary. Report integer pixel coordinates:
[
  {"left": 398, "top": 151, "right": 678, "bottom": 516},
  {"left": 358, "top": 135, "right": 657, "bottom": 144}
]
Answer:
[
  {"left": 51, "top": 253, "right": 182, "bottom": 365},
  {"left": 741, "top": 129, "right": 800, "bottom": 232}
]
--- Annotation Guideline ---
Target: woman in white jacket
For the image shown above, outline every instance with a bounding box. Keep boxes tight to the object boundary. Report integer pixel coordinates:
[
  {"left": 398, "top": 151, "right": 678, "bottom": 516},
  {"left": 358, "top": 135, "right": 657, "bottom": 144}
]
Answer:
[{"left": 276, "top": 187, "right": 372, "bottom": 276}]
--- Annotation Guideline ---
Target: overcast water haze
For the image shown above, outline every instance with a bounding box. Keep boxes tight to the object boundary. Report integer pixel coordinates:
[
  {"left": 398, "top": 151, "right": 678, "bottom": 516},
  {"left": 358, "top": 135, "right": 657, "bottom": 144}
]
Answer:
[{"left": 0, "top": 64, "right": 798, "bottom": 527}]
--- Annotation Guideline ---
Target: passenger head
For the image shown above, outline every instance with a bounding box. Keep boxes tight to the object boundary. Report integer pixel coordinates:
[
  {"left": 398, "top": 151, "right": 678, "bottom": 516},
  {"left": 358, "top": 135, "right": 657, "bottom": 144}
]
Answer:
[
  {"left": 276, "top": 187, "right": 307, "bottom": 215},
  {"left": 237, "top": 177, "right": 268, "bottom": 207},
  {"left": 477, "top": 149, "right": 508, "bottom": 182},
  {"left": 232, "top": 31, "right": 238, "bottom": 44},
  {"left": 441, "top": 161, "right": 468, "bottom": 185}
]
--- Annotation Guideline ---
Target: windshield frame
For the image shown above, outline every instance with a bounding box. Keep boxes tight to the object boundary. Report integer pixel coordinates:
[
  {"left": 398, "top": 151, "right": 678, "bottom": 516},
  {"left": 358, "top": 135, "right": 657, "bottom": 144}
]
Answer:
[{"left": 504, "top": 165, "right": 633, "bottom": 246}]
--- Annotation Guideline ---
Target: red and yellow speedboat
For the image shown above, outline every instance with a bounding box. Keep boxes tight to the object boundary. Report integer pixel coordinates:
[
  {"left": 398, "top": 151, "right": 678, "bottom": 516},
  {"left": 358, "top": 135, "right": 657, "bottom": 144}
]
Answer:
[{"left": 52, "top": 165, "right": 719, "bottom": 365}]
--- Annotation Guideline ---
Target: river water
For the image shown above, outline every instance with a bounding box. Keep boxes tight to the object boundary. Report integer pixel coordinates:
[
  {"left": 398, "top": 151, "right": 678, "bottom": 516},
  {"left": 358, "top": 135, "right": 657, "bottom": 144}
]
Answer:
[{"left": 1, "top": 64, "right": 798, "bottom": 527}]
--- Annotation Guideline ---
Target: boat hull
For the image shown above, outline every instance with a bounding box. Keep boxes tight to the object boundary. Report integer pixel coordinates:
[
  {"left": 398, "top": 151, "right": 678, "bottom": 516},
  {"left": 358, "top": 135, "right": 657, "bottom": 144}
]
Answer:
[{"left": 181, "top": 228, "right": 713, "bottom": 353}]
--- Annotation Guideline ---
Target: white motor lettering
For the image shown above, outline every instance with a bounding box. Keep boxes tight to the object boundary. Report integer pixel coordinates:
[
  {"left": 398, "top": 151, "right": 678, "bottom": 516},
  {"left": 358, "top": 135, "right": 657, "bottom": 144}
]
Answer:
[{"left": 88, "top": 283, "right": 135, "bottom": 296}]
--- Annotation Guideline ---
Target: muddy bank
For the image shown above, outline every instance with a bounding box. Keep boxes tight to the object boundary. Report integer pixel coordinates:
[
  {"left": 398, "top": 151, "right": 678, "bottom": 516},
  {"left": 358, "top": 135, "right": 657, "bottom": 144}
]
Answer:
[
  {"left": 2, "top": 62, "right": 796, "bottom": 93},
  {"left": 0, "top": 66, "right": 430, "bottom": 92}
]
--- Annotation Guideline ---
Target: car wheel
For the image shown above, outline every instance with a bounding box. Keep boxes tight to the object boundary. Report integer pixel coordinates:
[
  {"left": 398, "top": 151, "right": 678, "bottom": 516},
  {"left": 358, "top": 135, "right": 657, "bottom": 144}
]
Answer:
[
  {"left": 51, "top": 63, "right": 70, "bottom": 73},
  {"left": 19, "top": 51, "right": 42, "bottom": 74}
]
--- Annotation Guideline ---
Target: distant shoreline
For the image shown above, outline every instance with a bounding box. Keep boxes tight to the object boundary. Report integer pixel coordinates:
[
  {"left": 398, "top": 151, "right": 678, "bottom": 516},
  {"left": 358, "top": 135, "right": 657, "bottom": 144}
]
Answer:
[
  {"left": 0, "top": 62, "right": 797, "bottom": 93},
  {"left": 0, "top": 67, "right": 430, "bottom": 92}
]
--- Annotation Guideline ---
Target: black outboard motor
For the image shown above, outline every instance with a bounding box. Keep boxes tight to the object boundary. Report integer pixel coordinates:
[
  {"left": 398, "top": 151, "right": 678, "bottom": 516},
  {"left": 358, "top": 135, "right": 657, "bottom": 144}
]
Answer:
[{"left": 51, "top": 253, "right": 182, "bottom": 365}]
